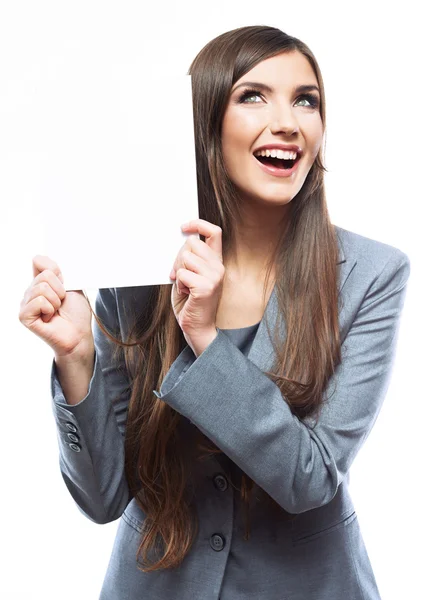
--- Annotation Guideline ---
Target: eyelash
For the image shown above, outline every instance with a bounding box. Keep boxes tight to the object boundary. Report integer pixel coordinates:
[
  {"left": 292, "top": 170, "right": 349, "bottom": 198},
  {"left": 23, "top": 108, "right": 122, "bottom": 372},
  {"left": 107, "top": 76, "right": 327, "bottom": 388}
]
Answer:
[{"left": 237, "top": 88, "right": 320, "bottom": 109}]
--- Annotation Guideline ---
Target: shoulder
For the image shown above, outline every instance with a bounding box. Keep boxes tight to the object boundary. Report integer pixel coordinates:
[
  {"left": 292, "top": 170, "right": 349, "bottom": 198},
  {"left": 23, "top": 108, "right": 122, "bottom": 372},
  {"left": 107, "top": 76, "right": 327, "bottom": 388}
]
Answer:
[{"left": 334, "top": 224, "right": 411, "bottom": 281}]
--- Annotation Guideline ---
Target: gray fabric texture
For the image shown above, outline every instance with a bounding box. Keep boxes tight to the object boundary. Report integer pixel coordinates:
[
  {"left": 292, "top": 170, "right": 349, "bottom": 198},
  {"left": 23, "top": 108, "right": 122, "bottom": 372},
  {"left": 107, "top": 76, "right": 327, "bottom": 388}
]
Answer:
[{"left": 50, "top": 225, "right": 410, "bottom": 599}]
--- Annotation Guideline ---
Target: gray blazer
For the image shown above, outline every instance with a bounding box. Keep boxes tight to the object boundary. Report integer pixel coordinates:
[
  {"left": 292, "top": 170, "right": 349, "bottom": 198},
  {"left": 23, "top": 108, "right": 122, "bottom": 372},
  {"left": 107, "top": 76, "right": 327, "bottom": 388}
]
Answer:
[{"left": 50, "top": 225, "right": 411, "bottom": 599}]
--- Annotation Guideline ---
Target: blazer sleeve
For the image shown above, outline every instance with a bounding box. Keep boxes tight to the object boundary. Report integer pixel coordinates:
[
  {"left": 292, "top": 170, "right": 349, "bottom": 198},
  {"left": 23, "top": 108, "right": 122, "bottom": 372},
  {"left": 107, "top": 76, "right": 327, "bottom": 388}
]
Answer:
[
  {"left": 50, "top": 287, "right": 132, "bottom": 524},
  {"left": 153, "top": 250, "right": 411, "bottom": 514}
]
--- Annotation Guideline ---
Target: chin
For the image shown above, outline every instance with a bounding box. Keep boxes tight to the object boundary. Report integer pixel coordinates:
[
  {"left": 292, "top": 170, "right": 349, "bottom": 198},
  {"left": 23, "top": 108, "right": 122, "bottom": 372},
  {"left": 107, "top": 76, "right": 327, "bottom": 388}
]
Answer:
[{"left": 242, "top": 189, "right": 296, "bottom": 206}]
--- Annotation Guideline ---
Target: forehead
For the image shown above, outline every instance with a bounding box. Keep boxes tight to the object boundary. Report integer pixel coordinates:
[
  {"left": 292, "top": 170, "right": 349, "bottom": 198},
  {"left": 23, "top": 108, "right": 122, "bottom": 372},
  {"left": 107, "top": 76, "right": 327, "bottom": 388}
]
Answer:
[{"left": 233, "top": 51, "right": 317, "bottom": 90}]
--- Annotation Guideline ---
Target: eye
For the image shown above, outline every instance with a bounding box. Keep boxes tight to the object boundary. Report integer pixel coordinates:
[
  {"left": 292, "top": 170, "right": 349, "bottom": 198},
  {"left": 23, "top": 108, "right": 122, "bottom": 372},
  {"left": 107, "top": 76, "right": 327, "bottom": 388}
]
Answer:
[
  {"left": 296, "top": 93, "right": 320, "bottom": 108},
  {"left": 238, "top": 88, "right": 319, "bottom": 109},
  {"left": 238, "top": 89, "right": 263, "bottom": 104}
]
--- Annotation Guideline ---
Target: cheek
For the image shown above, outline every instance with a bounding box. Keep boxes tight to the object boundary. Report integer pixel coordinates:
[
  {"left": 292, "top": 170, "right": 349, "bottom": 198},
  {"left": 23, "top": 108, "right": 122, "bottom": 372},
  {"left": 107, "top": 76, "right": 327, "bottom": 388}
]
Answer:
[
  {"left": 309, "top": 119, "right": 324, "bottom": 153},
  {"left": 221, "top": 110, "right": 260, "bottom": 154}
]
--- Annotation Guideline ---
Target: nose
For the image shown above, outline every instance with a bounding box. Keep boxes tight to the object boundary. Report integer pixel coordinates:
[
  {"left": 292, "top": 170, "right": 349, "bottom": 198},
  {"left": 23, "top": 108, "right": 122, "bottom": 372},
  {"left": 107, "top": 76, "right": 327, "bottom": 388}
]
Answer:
[{"left": 269, "top": 103, "right": 300, "bottom": 136}]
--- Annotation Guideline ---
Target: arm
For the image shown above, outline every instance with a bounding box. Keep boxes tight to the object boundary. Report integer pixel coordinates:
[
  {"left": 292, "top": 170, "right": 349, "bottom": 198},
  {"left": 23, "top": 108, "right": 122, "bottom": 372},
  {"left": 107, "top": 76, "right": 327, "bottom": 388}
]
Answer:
[
  {"left": 50, "top": 288, "right": 133, "bottom": 524},
  {"left": 153, "top": 251, "right": 411, "bottom": 514},
  {"left": 54, "top": 348, "right": 96, "bottom": 406}
]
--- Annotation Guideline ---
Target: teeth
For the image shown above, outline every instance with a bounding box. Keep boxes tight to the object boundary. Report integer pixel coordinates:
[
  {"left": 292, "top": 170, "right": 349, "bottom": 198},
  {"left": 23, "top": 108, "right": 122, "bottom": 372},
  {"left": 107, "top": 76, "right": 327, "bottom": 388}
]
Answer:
[{"left": 254, "top": 149, "right": 298, "bottom": 160}]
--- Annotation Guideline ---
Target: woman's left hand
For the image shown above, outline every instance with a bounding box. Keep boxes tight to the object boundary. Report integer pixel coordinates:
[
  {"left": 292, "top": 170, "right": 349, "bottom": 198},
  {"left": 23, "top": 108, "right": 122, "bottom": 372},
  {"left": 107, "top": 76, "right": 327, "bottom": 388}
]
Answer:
[{"left": 170, "top": 219, "right": 225, "bottom": 355}]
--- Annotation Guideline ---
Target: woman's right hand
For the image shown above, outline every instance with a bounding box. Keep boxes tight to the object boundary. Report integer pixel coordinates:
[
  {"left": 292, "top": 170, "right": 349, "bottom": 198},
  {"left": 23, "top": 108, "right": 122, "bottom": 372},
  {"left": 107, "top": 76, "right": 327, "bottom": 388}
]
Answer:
[{"left": 18, "top": 255, "right": 94, "bottom": 360}]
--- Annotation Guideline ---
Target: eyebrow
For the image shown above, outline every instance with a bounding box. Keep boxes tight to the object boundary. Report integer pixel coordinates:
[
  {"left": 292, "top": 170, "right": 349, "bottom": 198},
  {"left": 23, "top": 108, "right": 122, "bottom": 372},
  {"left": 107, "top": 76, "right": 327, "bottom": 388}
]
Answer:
[{"left": 232, "top": 81, "right": 320, "bottom": 95}]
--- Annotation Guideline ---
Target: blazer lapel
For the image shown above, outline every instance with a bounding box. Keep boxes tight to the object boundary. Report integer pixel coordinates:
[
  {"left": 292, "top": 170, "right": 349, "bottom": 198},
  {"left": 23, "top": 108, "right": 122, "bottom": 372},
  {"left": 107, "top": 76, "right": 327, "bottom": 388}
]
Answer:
[{"left": 246, "top": 229, "right": 357, "bottom": 373}]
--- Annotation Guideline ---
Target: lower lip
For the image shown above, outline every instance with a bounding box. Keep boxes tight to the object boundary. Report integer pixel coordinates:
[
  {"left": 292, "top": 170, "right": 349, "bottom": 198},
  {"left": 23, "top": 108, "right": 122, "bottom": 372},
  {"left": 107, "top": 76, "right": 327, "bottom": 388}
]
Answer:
[{"left": 253, "top": 155, "right": 301, "bottom": 178}]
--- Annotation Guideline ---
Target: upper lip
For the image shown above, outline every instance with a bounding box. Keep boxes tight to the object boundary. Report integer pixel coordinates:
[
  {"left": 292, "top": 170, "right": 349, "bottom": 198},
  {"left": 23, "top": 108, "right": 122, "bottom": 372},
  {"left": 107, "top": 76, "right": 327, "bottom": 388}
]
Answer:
[{"left": 253, "top": 143, "right": 303, "bottom": 157}]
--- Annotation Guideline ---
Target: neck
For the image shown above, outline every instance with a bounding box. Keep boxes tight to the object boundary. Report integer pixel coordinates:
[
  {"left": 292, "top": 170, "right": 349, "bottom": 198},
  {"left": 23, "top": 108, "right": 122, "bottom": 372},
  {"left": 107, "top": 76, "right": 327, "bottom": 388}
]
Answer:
[{"left": 224, "top": 203, "right": 287, "bottom": 281}]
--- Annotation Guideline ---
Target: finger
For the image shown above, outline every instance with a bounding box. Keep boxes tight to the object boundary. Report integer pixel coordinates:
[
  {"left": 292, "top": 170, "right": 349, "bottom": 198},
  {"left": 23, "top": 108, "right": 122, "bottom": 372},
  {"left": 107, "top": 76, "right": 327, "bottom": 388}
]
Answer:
[
  {"left": 25, "top": 280, "right": 63, "bottom": 313},
  {"left": 19, "top": 295, "right": 57, "bottom": 328},
  {"left": 177, "top": 268, "right": 211, "bottom": 295},
  {"left": 178, "top": 249, "right": 213, "bottom": 278},
  {"left": 172, "top": 247, "right": 219, "bottom": 290},
  {"left": 172, "top": 231, "right": 223, "bottom": 278},
  {"left": 174, "top": 278, "right": 190, "bottom": 295},
  {"left": 32, "top": 255, "right": 64, "bottom": 283},
  {"left": 185, "top": 235, "right": 221, "bottom": 263},
  {"left": 181, "top": 219, "right": 222, "bottom": 258},
  {"left": 171, "top": 236, "right": 217, "bottom": 282},
  {"left": 30, "top": 269, "right": 66, "bottom": 303}
]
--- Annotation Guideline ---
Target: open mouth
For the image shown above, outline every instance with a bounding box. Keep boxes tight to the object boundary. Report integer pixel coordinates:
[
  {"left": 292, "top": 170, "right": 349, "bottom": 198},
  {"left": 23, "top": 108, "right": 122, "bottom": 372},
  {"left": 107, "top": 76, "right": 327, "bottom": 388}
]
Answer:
[{"left": 254, "top": 155, "right": 299, "bottom": 170}]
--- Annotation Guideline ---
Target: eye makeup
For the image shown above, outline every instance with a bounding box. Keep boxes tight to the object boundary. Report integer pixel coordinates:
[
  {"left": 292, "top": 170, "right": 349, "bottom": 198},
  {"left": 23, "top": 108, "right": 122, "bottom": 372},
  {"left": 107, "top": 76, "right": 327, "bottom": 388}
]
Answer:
[{"left": 236, "top": 87, "right": 320, "bottom": 109}]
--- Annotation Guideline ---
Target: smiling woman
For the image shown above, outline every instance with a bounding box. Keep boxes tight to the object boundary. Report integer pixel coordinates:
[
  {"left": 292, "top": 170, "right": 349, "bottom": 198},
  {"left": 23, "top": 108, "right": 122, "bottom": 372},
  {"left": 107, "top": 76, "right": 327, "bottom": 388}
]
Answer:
[
  {"left": 44, "top": 24, "right": 410, "bottom": 600},
  {"left": 221, "top": 50, "right": 324, "bottom": 214}
]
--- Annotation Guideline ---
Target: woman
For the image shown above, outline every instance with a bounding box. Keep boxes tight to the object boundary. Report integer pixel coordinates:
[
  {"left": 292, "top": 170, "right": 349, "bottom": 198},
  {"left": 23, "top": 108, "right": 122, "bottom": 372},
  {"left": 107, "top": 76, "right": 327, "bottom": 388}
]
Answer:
[{"left": 20, "top": 25, "right": 410, "bottom": 599}]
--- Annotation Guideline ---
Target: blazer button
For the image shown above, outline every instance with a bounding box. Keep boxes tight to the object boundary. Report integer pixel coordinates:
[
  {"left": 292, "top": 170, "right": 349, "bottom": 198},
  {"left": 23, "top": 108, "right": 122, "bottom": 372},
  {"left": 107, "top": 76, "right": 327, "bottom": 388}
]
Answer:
[
  {"left": 213, "top": 474, "right": 228, "bottom": 492},
  {"left": 67, "top": 432, "right": 80, "bottom": 443},
  {"left": 69, "top": 443, "right": 81, "bottom": 452},
  {"left": 210, "top": 534, "right": 225, "bottom": 552},
  {"left": 65, "top": 422, "right": 78, "bottom": 433}
]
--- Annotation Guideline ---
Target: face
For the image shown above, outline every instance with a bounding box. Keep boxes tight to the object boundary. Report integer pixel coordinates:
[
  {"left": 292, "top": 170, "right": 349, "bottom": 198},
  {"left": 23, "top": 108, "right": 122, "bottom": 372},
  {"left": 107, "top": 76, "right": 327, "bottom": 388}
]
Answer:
[{"left": 221, "top": 51, "right": 324, "bottom": 207}]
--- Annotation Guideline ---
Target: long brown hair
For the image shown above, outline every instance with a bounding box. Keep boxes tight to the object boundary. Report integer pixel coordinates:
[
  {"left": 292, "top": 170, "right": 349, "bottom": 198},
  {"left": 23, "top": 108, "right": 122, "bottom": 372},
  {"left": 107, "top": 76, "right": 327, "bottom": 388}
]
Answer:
[{"left": 86, "top": 25, "right": 343, "bottom": 572}]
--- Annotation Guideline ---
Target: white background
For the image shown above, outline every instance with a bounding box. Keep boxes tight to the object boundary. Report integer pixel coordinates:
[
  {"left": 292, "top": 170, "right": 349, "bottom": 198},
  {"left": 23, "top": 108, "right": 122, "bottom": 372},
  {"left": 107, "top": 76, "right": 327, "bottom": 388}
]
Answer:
[{"left": 1, "top": 1, "right": 433, "bottom": 599}]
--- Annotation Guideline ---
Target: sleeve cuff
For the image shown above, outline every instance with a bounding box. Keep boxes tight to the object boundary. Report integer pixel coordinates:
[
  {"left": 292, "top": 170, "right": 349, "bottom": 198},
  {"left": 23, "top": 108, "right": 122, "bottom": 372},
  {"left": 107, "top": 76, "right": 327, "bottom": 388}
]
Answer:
[
  {"left": 152, "top": 328, "right": 235, "bottom": 414},
  {"left": 153, "top": 341, "right": 197, "bottom": 398}
]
